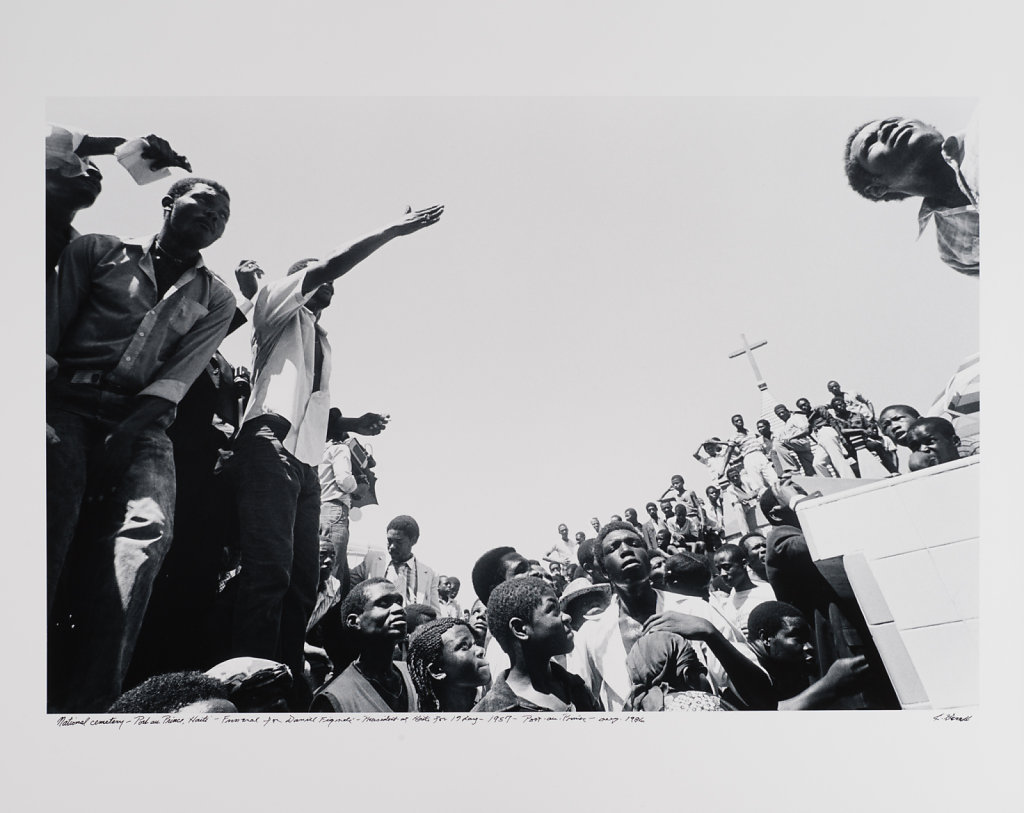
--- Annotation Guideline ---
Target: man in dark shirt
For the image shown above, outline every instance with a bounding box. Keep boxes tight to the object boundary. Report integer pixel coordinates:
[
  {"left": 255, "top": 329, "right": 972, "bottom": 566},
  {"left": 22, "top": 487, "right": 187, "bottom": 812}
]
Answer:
[{"left": 47, "top": 178, "right": 236, "bottom": 713}]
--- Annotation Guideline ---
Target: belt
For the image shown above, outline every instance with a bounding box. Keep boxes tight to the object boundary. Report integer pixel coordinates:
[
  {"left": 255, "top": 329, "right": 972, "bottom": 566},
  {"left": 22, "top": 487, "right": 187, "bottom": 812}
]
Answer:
[{"left": 55, "top": 368, "right": 136, "bottom": 396}]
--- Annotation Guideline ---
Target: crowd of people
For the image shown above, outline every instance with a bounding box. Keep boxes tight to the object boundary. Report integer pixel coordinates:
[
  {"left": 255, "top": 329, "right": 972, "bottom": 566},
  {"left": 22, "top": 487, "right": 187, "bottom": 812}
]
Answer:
[{"left": 45, "top": 108, "right": 978, "bottom": 716}]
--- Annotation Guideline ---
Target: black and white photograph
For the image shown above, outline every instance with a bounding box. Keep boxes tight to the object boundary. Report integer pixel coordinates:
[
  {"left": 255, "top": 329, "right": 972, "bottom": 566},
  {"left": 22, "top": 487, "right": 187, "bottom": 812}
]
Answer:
[{"left": 7, "top": 3, "right": 1019, "bottom": 811}]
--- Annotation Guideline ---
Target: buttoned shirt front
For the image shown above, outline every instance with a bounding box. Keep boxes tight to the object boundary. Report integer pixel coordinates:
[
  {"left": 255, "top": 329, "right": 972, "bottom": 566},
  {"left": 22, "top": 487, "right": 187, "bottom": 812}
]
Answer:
[
  {"left": 48, "top": 233, "right": 236, "bottom": 405},
  {"left": 241, "top": 270, "right": 332, "bottom": 466}
]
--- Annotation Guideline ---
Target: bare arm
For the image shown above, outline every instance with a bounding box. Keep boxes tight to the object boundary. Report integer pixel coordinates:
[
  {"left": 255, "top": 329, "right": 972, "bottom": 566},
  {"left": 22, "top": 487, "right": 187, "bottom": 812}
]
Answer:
[
  {"left": 778, "top": 656, "right": 869, "bottom": 710},
  {"left": 643, "top": 612, "right": 775, "bottom": 710},
  {"left": 300, "top": 205, "right": 444, "bottom": 295}
]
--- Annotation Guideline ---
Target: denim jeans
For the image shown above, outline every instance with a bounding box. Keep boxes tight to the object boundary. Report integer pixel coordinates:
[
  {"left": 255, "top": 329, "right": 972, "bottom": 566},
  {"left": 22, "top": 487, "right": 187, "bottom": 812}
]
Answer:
[
  {"left": 47, "top": 405, "right": 175, "bottom": 712},
  {"left": 227, "top": 423, "right": 319, "bottom": 704},
  {"left": 319, "top": 500, "right": 351, "bottom": 595}
]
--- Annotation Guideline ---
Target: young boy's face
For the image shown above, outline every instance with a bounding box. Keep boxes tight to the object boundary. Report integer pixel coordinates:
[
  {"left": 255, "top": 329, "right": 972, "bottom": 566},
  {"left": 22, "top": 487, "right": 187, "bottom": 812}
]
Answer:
[
  {"left": 469, "top": 600, "right": 488, "bottom": 641},
  {"left": 655, "top": 529, "right": 672, "bottom": 550},
  {"left": 878, "top": 407, "right": 917, "bottom": 446},
  {"left": 528, "top": 588, "right": 575, "bottom": 656},
  {"left": 713, "top": 549, "right": 748, "bottom": 590},
  {"left": 907, "top": 423, "right": 960, "bottom": 467},
  {"left": 764, "top": 617, "right": 815, "bottom": 670},
  {"left": 438, "top": 624, "right": 491, "bottom": 689}
]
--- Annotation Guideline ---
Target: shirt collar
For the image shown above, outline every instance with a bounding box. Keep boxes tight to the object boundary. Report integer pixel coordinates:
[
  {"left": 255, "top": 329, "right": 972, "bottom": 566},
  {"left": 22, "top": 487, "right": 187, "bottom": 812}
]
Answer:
[
  {"left": 917, "top": 130, "right": 976, "bottom": 234},
  {"left": 125, "top": 234, "right": 210, "bottom": 276}
]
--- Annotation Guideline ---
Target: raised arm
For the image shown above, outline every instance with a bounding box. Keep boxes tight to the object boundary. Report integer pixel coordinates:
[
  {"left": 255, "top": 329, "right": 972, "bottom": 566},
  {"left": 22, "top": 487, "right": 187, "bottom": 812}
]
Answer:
[
  {"left": 76, "top": 133, "right": 192, "bottom": 171},
  {"left": 300, "top": 205, "right": 444, "bottom": 295}
]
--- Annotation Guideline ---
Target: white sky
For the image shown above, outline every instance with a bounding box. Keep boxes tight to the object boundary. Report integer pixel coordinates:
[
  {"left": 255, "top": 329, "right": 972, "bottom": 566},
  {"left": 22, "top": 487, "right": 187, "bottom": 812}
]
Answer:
[{"left": 47, "top": 96, "right": 979, "bottom": 589}]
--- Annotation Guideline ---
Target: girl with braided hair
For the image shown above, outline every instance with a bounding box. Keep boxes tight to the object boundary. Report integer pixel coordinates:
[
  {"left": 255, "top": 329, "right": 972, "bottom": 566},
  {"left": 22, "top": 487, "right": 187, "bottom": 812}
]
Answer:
[{"left": 407, "top": 617, "right": 491, "bottom": 712}]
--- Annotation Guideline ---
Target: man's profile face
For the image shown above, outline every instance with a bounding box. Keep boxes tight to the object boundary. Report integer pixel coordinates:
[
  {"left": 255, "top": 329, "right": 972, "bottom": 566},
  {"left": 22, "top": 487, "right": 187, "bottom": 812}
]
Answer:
[
  {"left": 499, "top": 552, "right": 532, "bottom": 583},
  {"left": 878, "top": 407, "right": 917, "bottom": 446},
  {"left": 849, "top": 118, "right": 945, "bottom": 198},
  {"left": 765, "top": 617, "right": 816, "bottom": 669},
  {"left": 775, "top": 405, "right": 791, "bottom": 421},
  {"left": 745, "top": 535, "right": 767, "bottom": 567},
  {"left": 163, "top": 183, "right": 230, "bottom": 250},
  {"left": 307, "top": 280, "right": 335, "bottom": 312},
  {"left": 437, "top": 577, "right": 452, "bottom": 599},
  {"left": 706, "top": 487, "right": 720, "bottom": 501},
  {"left": 386, "top": 529, "right": 417, "bottom": 563},
  {"left": 731, "top": 415, "right": 744, "bottom": 430},
  {"left": 575, "top": 531, "right": 586, "bottom": 544}
]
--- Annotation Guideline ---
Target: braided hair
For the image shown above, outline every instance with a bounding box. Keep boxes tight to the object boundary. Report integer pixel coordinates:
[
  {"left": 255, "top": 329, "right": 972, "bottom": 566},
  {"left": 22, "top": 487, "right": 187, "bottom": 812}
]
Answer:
[{"left": 407, "top": 617, "right": 472, "bottom": 712}]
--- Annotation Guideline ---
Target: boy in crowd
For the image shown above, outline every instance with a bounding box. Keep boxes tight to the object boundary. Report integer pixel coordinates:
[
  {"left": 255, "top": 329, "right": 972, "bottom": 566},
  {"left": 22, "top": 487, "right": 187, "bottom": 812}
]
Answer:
[
  {"left": 437, "top": 575, "right": 463, "bottom": 619},
  {"left": 906, "top": 416, "right": 962, "bottom": 471},
  {"left": 472, "top": 578, "right": 603, "bottom": 712},
  {"left": 471, "top": 546, "right": 534, "bottom": 677},
  {"left": 878, "top": 404, "right": 920, "bottom": 448},
  {"left": 747, "top": 601, "right": 870, "bottom": 710},
  {"left": 710, "top": 544, "right": 776, "bottom": 637},
  {"left": 310, "top": 579, "right": 418, "bottom": 713}
]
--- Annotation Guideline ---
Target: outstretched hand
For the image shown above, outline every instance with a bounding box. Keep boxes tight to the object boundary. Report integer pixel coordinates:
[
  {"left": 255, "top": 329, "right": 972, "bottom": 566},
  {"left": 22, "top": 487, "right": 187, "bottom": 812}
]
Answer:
[
  {"left": 823, "top": 655, "right": 870, "bottom": 690},
  {"left": 393, "top": 204, "right": 444, "bottom": 236},
  {"left": 141, "top": 134, "right": 192, "bottom": 172},
  {"left": 234, "top": 260, "right": 265, "bottom": 300},
  {"left": 350, "top": 412, "right": 390, "bottom": 436}
]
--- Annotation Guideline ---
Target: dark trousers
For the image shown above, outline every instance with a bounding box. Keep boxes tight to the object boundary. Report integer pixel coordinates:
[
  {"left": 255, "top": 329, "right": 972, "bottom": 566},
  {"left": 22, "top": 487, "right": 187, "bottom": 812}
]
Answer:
[
  {"left": 47, "top": 405, "right": 175, "bottom": 712},
  {"left": 227, "top": 422, "right": 319, "bottom": 708}
]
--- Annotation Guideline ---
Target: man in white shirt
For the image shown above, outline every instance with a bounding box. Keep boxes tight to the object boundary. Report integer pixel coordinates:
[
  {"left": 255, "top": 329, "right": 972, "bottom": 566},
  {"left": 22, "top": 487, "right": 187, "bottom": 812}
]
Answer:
[{"left": 226, "top": 204, "right": 443, "bottom": 709}]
